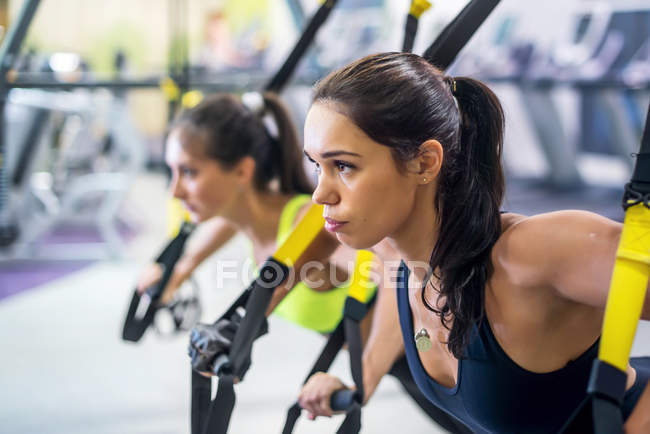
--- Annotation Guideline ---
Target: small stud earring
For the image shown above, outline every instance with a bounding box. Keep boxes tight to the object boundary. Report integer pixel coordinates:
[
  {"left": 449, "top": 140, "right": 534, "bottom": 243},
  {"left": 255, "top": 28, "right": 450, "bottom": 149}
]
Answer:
[{"left": 423, "top": 178, "right": 427, "bottom": 183}]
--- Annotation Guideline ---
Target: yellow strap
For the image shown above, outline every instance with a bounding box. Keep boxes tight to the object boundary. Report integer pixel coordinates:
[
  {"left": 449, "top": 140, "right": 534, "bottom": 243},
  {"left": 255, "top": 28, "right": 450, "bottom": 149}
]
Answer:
[
  {"left": 160, "top": 76, "right": 180, "bottom": 102},
  {"left": 277, "top": 195, "right": 312, "bottom": 246},
  {"left": 166, "top": 197, "right": 191, "bottom": 238},
  {"left": 410, "top": 0, "right": 432, "bottom": 19},
  {"left": 182, "top": 90, "right": 204, "bottom": 109},
  {"left": 599, "top": 203, "right": 650, "bottom": 371},
  {"left": 272, "top": 203, "right": 324, "bottom": 266},
  {"left": 348, "top": 250, "right": 375, "bottom": 303}
]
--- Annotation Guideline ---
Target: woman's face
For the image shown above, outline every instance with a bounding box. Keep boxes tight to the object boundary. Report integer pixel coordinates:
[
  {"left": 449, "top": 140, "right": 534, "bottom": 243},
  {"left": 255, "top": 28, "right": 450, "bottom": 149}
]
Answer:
[
  {"left": 303, "top": 103, "right": 419, "bottom": 249},
  {"left": 165, "top": 128, "right": 241, "bottom": 223}
]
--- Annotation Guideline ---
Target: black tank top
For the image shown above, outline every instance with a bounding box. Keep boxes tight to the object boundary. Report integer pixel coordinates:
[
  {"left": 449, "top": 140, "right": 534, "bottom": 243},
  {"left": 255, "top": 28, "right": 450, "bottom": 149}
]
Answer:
[{"left": 396, "top": 261, "right": 650, "bottom": 433}]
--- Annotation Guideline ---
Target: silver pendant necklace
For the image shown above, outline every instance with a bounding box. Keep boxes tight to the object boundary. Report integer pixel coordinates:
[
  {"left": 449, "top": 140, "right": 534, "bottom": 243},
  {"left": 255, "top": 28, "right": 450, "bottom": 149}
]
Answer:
[
  {"left": 413, "top": 270, "right": 435, "bottom": 352},
  {"left": 414, "top": 327, "right": 432, "bottom": 352}
]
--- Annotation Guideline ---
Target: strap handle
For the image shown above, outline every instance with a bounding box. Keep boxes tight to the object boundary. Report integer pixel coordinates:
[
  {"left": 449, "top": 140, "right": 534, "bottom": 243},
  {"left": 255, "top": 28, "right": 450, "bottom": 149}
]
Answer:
[
  {"left": 196, "top": 204, "right": 324, "bottom": 434},
  {"left": 282, "top": 251, "right": 376, "bottom": 434}
]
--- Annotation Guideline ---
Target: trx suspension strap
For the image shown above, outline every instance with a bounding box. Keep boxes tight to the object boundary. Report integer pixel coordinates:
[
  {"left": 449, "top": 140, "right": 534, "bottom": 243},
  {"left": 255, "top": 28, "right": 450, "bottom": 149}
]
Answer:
[
  {"left": 422, "top": 0, "right": 500, "bottom": 70},
  {"left": 122, "top": 221, "right": 195, "bottom": 342},
  {"left": 121, "top": 75, "right": 207, "bottom": 343},
  {"left": 402, "top": 0, "right": 432, "bottom": 53},
  {"left": 282, "top": 250, "right": 376, "bottom": 434},
  {"left": 193, "top": 204, "right": 324, "bottom": 434},
  {"left": 559, "top": 104, "right": 650, "bottom": 434},
  {"left": 265, "top": 0, "right": 339, "bottom": 93}
]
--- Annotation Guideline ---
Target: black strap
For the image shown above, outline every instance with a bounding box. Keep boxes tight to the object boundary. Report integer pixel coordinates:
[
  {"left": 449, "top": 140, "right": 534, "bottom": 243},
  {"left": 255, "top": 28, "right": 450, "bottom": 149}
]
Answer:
[
  {"left": 282, "top": 295, "right": 372, "bottom": 434},
  {"left": 630, "top": 104, "right": 650, "bottom": 194},
  {"left": 640, "top": 100, "right": 650, "bottom": 155},
  {"left": 11, "top": 108, "right": 49, "bottom": 186},
  {"left": 191, "top": 371, "right": 212, "bottom": 434},
  {"left": 121, "top": 222, "right": 194, "bottom": 342},
  {"left": 265, "top": 0, "right": 339, "bottom": 93},
  {"left": 402, "top": 14, "right": 419, "bottom": 53},
  {"left": 422, "top": 0, "right": 500, "bottom": 70},
  {"left": 202, "top": 375, "right": 236, "bottom": 434},
  {"left": 282, "top": 321, "right": 346, "bottom": 434},
  {"left": 336, "top": 300, "right": 368, "bottom": 434},
  {"left": 189, "top": 287, "right": 252, "bottom": 434},
  {"left": 229, "top": 259, "right": 288, "bottom": 378},
  {"left": 198, "top": 259, "right": 289, "bottom": 433}
]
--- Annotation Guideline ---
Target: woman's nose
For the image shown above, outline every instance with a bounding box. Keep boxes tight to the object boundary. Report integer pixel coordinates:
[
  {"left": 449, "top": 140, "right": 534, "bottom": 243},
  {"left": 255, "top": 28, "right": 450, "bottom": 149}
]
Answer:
[
  {"left": 169, "top": 174, "right": 186, "bottom": 200},
  {"left": 312, "top": 175, "right": 339, "bottom": 206}
]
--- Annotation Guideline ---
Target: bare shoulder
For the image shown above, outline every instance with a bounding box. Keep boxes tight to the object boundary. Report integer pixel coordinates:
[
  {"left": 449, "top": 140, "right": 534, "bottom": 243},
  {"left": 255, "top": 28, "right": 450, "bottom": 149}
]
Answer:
[
  {"left": 500, "top": 210, "right": 619, "bottom": 239},
  {"left": 492, "top": 210, "right": 621, "bottom": 285}
]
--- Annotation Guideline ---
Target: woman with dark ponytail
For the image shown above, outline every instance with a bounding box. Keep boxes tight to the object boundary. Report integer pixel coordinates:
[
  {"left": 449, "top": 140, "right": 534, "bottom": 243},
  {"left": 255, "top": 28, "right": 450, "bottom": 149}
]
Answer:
[
  {"left": 298, "top": 52, "right": 650, "bottom": 433},
  {"left": 137, "top": 91, "right": 349, "bottom": 332}
]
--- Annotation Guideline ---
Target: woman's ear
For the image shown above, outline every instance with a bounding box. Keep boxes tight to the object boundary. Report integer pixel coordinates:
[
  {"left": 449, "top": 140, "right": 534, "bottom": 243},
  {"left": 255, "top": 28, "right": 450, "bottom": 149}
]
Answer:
[
  {"left": 404, "top": 139, "right": 443, "bottom": 184},
  {"left": 235, "top": 156, "right": 256, "bottom": 186}
]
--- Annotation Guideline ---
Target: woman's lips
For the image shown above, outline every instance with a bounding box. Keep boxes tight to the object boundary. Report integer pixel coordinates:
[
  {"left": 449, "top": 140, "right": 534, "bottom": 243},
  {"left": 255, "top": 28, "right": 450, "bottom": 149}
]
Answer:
[{"left": 324, "top": 217, "right": 347, "bottom": 232}]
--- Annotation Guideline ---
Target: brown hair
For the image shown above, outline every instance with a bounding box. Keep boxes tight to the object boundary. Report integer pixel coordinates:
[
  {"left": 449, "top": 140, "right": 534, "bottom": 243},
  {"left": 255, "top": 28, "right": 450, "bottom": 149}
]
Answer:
[
  {"left": 314, "top": 52, "right": 505, "bottom": 358},
  {"left": 173, "top": 92, "right": 312, "bottom": 194}
]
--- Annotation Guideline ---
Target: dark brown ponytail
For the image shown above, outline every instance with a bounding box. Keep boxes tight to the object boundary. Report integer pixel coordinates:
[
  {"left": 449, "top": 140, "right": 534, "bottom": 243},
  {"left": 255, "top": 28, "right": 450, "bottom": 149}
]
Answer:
[{"left": 427, "top": 76, "right": 504, "bottom": 357}]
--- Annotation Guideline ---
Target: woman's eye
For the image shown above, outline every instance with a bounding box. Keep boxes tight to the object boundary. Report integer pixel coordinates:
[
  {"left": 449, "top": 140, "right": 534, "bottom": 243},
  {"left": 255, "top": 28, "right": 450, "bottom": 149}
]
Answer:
[
  {"left": 311, "top": 161, "right": 321, "bottom": 174},
  {"left": 182, "top": 168, "right": 197, "bottom": 177},
  {"left": 334, "top": 160, "right": 354, "bottom": 174}
]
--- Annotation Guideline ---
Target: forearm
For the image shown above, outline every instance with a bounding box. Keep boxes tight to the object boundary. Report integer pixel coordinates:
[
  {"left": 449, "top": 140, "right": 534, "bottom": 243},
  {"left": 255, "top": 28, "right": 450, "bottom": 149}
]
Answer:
[
  {"left": 625, "top": 382, "right": 650, "bottom": 432},
  {"left": 361, "top": 272, "right": 405, "bottom": 403},
  {"left": 184, "top": 218, "right": 238, "bottom": 270}
]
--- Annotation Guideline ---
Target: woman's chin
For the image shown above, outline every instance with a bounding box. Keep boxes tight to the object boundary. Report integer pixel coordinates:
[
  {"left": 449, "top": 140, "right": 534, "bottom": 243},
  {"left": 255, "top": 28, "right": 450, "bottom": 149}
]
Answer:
[{"left": 336, "top": 232, "right": 372, "bottom": 250}]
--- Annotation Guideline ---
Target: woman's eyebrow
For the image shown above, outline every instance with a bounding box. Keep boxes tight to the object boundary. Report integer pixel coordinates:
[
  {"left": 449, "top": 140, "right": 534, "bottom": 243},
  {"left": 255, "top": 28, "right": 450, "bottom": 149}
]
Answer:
[
  {"left": 305, "top": 150, "right": 361, "bottom": 159},
  {"left": 321, "top": 150, "right": 361, "bottom": 158}
]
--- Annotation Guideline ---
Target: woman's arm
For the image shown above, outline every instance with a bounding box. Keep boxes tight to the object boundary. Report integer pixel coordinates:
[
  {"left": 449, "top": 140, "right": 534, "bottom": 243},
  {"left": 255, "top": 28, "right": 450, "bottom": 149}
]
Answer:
[
  {"left": 498, "top": 210, "right": 650, "bottom": 318},
  {"left": 625, "top": 382, "right": 650, "bottom": 433},
  {"left": 501, "top": 211, "right": 650, "bottom": 428},
  {"left": 360, "top": 255, "right": 406, "bottom": 403},
  {"left": 298, "top": 248, "right": 405, "bottom": 418},
  {"left": 137, "top": 217, "right": 238, "bottom": 304}
]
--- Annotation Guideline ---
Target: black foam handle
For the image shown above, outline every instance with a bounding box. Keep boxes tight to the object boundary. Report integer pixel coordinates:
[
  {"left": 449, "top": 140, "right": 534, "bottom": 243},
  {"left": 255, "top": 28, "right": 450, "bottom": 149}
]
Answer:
[{"left": 330, "top": 389, "right": 358, "bottom": 412}]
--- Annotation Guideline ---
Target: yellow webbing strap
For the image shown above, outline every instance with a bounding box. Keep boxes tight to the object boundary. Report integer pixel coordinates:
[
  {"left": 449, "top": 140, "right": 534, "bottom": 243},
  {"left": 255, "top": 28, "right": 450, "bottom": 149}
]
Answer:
[
  {"left": 272, "top": 203, "right": 324, "bottom": 267},
  {"left": 599, "top": 203, "right": 650, "bottom": 371},
  {"left": 160, "top": 76, "right": 180, "bottom": 102},
  {"left": 348, "top": 250, "right": 375, "bottom": 304},
  {"left": 166, "top": 197, "right": 191, "bottom": 239},
  {"left": 410, "top": 0, "right": 432, "bottom": 19},
  {"left": 182, "top": 90, "right": 204, "bottom": 109}
]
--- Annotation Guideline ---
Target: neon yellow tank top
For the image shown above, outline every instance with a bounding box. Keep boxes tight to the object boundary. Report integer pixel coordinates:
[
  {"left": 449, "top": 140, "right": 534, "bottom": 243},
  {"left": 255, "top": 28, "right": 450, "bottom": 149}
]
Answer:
[{"left": 271, "top": 195, "right": 351, "bottom": 333}]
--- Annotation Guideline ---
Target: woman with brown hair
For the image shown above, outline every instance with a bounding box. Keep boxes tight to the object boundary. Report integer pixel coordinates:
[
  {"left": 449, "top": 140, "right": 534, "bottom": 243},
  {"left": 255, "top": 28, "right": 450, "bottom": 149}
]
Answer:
[{"left": 298, "top": 52, "right": 650, "bottom": 433}]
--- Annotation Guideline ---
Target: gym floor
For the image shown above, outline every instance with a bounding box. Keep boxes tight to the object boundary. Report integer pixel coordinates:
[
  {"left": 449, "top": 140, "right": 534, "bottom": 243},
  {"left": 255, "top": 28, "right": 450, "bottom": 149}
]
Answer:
[{"left": 1, "top": 172, "right": 649, "bottom": 434}]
